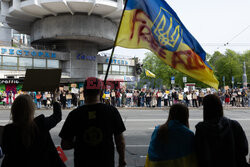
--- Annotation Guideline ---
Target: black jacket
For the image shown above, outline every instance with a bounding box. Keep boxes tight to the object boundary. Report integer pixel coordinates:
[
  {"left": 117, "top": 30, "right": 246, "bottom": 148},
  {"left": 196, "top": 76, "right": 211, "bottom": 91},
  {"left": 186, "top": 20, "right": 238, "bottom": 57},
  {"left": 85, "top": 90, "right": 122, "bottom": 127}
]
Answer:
[{"left": 195, "top": 117, "right": 249, "bottom": 167}]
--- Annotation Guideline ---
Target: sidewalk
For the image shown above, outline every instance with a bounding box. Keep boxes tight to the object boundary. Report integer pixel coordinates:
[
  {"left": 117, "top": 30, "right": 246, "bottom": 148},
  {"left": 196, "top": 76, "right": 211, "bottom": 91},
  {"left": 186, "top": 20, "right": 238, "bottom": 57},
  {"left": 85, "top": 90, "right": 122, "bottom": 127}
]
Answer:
[
  {"left": 0, "top": 105, "right": 248, "bottom": 110},
  {"left": 118, "top": 106, "right": 250, "bottom": 110}
]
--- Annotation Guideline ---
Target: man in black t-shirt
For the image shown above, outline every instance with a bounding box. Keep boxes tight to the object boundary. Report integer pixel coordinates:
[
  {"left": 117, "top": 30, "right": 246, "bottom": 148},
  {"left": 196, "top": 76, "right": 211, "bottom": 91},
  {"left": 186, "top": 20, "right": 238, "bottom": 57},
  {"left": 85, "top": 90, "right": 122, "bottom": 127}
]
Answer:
[{"left": 59, "top": 77, "right": 126, "bottom": 167}]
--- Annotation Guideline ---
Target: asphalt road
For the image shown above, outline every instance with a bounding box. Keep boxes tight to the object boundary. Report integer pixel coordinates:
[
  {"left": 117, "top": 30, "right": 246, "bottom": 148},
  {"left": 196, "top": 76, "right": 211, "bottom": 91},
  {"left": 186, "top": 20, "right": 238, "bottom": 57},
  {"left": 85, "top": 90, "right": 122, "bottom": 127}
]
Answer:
[{"left": 0, "top": 106, "right": 249, "bottom": 167}]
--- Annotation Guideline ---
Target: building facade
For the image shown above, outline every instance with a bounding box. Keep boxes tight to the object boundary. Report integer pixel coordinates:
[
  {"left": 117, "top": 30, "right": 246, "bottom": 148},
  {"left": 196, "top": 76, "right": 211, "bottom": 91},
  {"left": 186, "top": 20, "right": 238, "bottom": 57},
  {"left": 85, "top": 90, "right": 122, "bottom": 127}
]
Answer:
[
  {"left": 0, "top": 46, "right": 137, "bottom": 93},
  {"left": 0, "top": 0, "right": 125, "bottom": 80},
  {"left": 0, "top": 0, "right": 140, "bottom": 92}
]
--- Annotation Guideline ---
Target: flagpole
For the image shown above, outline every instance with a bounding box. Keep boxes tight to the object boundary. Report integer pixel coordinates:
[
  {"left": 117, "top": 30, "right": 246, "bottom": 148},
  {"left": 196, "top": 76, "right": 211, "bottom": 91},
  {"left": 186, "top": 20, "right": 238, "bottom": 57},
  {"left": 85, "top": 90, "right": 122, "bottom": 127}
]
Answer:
[{"left": 104, "top": 0, "right": 129, "bottom": 87}]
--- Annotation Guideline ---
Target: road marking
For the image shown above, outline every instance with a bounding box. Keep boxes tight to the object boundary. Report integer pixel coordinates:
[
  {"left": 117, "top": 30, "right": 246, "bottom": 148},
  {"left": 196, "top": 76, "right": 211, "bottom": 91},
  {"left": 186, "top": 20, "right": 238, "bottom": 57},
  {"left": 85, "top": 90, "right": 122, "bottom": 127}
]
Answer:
[
  {"left": 124, "top": 119, "right": 165, "bottom": 122},
  {"left": 1, "top": 118, "right": 250, "bottom": 124},
  {"left": 126, "top": 145, "right": 149, "bottom": 147},
  {"left": 123, "top": 118, "right": 250, "bottom": 122},
  {"left": 124, "top": 119, "right": 201, "bottom": 122},
  {"left": 0, "top": 120, "right": 9, "bottom": 123},
  {"left": 140, "top": 156, "right": 147, "bottom": 158}
]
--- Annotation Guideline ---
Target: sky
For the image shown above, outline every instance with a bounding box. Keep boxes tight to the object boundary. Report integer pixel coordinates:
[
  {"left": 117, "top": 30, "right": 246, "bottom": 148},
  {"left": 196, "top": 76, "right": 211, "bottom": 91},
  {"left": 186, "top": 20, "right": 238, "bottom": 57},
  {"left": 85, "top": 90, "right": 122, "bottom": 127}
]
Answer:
[{"left": 102, "top": 0, "right": 250, "bottom": 61}]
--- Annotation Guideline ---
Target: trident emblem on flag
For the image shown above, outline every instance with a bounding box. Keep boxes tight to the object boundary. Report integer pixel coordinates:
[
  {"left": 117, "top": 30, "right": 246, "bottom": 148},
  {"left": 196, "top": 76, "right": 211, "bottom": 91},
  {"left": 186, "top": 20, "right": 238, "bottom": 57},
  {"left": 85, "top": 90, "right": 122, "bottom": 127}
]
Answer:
[{"left": 153, "top": 7, "right": 183, "bottom": 51}]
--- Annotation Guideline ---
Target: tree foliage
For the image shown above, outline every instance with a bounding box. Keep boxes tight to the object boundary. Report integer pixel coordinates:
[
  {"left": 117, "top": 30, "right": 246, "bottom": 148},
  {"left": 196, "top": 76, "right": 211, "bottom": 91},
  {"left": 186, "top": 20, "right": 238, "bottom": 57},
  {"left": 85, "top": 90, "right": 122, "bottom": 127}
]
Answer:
[
  {"left": 209, "top": 49, "right": 249, "bottom": 88},
  {"left": 141, "top": 49, "right": 249, "bottom": 89}
]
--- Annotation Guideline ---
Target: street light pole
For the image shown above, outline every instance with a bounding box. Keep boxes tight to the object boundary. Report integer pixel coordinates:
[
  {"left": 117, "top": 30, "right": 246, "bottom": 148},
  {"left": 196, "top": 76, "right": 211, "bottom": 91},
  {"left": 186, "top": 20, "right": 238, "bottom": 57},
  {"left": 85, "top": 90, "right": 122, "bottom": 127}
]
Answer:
[
  {"left": 243, "top": 61, "right": 247, "bottom": 89},
  {"left": 223, "top": 76, "right": 225, "bottom": 88},
  {"left": 232, "top": 77, "right": 234, "bottom": 89}
]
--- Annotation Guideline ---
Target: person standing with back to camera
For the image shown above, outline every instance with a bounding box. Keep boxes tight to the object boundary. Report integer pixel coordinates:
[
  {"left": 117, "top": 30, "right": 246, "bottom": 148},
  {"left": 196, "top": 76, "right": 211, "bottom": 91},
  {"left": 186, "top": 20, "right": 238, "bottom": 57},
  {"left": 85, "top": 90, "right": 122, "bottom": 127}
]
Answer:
[
  {"left": 59, "top": 77, "right": 126, "bottom": 167},
  {"left": 145, "top": 103, "right": 197, "bottom": 167},
  {"left": 1, "top": 91, "right": 65, "bottom": 167},
  {"left": 195, "top": 94, "right": 250, "bottom": 167}
]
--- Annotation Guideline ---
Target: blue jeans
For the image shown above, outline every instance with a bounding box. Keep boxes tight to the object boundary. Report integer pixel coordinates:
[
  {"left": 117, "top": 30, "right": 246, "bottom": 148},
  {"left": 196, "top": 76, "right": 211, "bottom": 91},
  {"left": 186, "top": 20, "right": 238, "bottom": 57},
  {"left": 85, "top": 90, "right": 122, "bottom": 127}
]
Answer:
[
  {"left": 37, "top": 101, "right": 41, "bottom": 109},
  {"left": 116, "top": 98, "right": 121, "bottom": 107},
  {"left": 157, "top": 98, "right": 161, "bottom": 107},
  {"left": 140, "top": 97, "right": 144, "bottom": 107},
  {"left": 127, "top": 98, "right": 131, "bottom": 107},
  {"left": 67, "top": 99, "right": 71, "bottom": 108},
  {"left": 8, "top": 98, "right": 12, "bottom": 105},
  {"left": 80, "top": 100, "right": 84, "bottom": 106}
]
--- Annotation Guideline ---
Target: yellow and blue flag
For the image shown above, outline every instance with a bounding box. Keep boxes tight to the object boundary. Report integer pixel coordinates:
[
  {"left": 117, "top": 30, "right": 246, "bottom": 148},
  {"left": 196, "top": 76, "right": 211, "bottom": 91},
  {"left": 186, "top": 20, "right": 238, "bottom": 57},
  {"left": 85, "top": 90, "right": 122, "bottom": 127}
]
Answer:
[
  {"left": 145, "top": 69, "right": 156, "bottom": 78},
  {"left": 116, "top": 0, "right": 219, "bottom": 89},
  {"left": 145, "top": 121, "right": 198, "bottom": 167}
]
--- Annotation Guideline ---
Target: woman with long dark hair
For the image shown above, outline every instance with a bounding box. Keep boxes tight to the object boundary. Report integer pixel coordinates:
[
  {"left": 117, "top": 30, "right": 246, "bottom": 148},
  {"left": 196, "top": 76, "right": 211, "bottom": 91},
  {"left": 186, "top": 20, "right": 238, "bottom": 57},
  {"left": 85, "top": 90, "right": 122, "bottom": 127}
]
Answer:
[
  {"left": 145, "top": 104, "right": 197, "bottom": 167},
  {"left": 1, "top": 93, "right": 65, "bottom": 167}
]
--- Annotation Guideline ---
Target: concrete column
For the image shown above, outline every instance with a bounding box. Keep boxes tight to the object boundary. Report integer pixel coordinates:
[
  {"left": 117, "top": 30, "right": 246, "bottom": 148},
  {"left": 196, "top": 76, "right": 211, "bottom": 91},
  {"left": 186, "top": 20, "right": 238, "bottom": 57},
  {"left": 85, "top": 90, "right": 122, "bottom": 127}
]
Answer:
[
  {"left": 1, "top": 1, "right": 10, "bottom": 16},
  {"left": 0, "top": 15, "right": 11, "bottom": 46},
  {"left": 62, "top": 40, "right": 98, "bottom": 81}
]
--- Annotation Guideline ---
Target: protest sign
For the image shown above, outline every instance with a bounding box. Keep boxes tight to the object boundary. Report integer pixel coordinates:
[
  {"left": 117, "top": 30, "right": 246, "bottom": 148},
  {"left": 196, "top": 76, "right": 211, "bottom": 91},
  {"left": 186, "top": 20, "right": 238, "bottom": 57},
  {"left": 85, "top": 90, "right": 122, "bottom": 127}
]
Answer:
[
  {"left": 22, "top": 69, "right": 61, "bottom": 91},
  {"left": 66, "top": 94, "right": 72, "bottom": 99},
  {"left": 63, "top": 86, "right": 69, "bottom": 91}
]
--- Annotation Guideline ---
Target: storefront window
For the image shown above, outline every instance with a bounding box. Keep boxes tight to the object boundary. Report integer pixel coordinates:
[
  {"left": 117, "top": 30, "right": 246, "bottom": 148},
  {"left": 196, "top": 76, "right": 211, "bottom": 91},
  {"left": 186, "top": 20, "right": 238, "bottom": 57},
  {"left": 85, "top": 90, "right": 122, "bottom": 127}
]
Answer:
[
  {"left": 9, "top": 0, "right": 13, "bottom": 7},
  {"left": 120, "top": 66, "right": 126, "bottom": 75},
  {"left": 97, "top": 63, "right": 135, "bottom": 75},
  {"left": 111, "top": 65, "right": 119, "bottom": 74},
  {"left": 19, "top": 57, "right": 32, "bottom": 67},
  {"left": 3, "top": 56, "right": 17, "bottom": 66},
  {"left": 19, "top": 67, "right": 30, "bottom": 71},
  {"left": 47, "top": 59, "right": 59, "bottom": 68},
  {"left": 34, "top": 59, "right": 46, "bottom": 68},
  {"left": 98, "top": 64, "right": 103, "bottom": 74},
  {"left": 128, "top": 66, "right": 134, "bottom": 75},
  {"left": 2, "top": 66, "right": 17, "bottom": 70},
  {"left": 103, "top": 64, "right": 108, "bottom": 72}
]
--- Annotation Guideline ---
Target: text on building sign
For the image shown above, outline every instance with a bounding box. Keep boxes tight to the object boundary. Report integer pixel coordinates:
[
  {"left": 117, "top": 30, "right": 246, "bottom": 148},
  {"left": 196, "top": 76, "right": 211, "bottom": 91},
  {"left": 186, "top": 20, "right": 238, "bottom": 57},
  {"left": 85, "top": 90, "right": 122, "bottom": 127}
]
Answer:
[
  {"left": 1, "top": 48, "right": 56, "bottom": 58},
  {"left": 106, "top": 58, "right": 128, "bottom": 65}
]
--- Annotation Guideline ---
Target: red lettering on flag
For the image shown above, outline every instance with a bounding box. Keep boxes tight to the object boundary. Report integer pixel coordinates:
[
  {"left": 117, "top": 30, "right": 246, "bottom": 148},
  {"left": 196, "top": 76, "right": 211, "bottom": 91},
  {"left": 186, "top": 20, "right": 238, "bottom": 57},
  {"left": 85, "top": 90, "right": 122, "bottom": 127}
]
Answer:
[
  {"left": 172, "top": 50, "right": 205, "bottom": 70},
  {"left": 130, "top": 9, "right": 167, "bottom": 59}
]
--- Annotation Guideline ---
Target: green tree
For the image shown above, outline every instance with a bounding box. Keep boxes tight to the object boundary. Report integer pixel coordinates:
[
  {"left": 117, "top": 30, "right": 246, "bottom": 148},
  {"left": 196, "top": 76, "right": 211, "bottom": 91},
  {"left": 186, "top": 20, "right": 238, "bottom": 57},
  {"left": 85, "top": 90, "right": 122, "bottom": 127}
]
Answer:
[
  {"left": 209, "top": 49, "right": 248, "bottom": 88},
  {"left": 141, "top": 49, "right": 249, "bottom": 89},
  {"left": 208, "top": 51, "right": 224, "bottom": 67}
]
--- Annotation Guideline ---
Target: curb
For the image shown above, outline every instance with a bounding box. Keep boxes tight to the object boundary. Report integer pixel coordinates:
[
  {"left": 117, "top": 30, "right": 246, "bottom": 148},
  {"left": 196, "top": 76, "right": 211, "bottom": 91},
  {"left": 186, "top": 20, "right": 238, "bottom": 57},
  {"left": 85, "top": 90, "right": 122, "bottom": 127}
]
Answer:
[{"left": 0, "top": 106, "right": 248, "bottom": 110}]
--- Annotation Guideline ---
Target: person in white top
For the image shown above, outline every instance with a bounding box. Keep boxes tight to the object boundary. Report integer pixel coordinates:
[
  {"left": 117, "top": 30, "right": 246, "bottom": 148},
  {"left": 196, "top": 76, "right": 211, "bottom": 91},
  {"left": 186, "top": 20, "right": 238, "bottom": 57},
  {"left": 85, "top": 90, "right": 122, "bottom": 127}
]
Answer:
[
  {"left": 126, "top": 91, "right": 133, "bottom": 107},
  {"left": 152, "top": 90, "right": 157, "bottom": 107},
  {"left": 163, "top": 91, "right": 169, "bottom": 107},
  {"left": 156, "top": 90, "right": 163, "bottom": 107}
]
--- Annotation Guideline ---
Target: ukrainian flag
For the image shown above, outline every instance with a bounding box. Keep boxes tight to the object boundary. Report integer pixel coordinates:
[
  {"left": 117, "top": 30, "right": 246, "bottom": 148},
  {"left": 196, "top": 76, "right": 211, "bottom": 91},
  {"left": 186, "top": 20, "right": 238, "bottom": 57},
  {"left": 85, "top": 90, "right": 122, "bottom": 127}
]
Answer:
[
  {"left": 145, "top": 121, "right": 198, "bottom": 167},
  {"left": 145, "top": 69, "right": 156, "bottom": 78},
  {"left": 116, "top": 0, "right": 219, "bottom": 89}
]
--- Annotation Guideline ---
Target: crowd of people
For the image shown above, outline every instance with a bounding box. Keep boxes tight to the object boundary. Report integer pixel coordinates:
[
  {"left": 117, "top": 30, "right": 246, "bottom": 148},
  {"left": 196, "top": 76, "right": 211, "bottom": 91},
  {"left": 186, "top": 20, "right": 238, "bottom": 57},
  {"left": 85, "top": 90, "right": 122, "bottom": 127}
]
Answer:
[
  {"left": 0, "top": 90, "right": 80, "bottom": 109},
  {"left": 32, "top": 91, "right": 80, "bottom": 109},
  {"left": 0, "top": 87, "right": 249, "bottom": 109},
  {"left": 0, "top": 77, "right": 249, "bottom": 167},
  {"left": 103, "top": 88, "right": 250, "bottom": 108}
]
